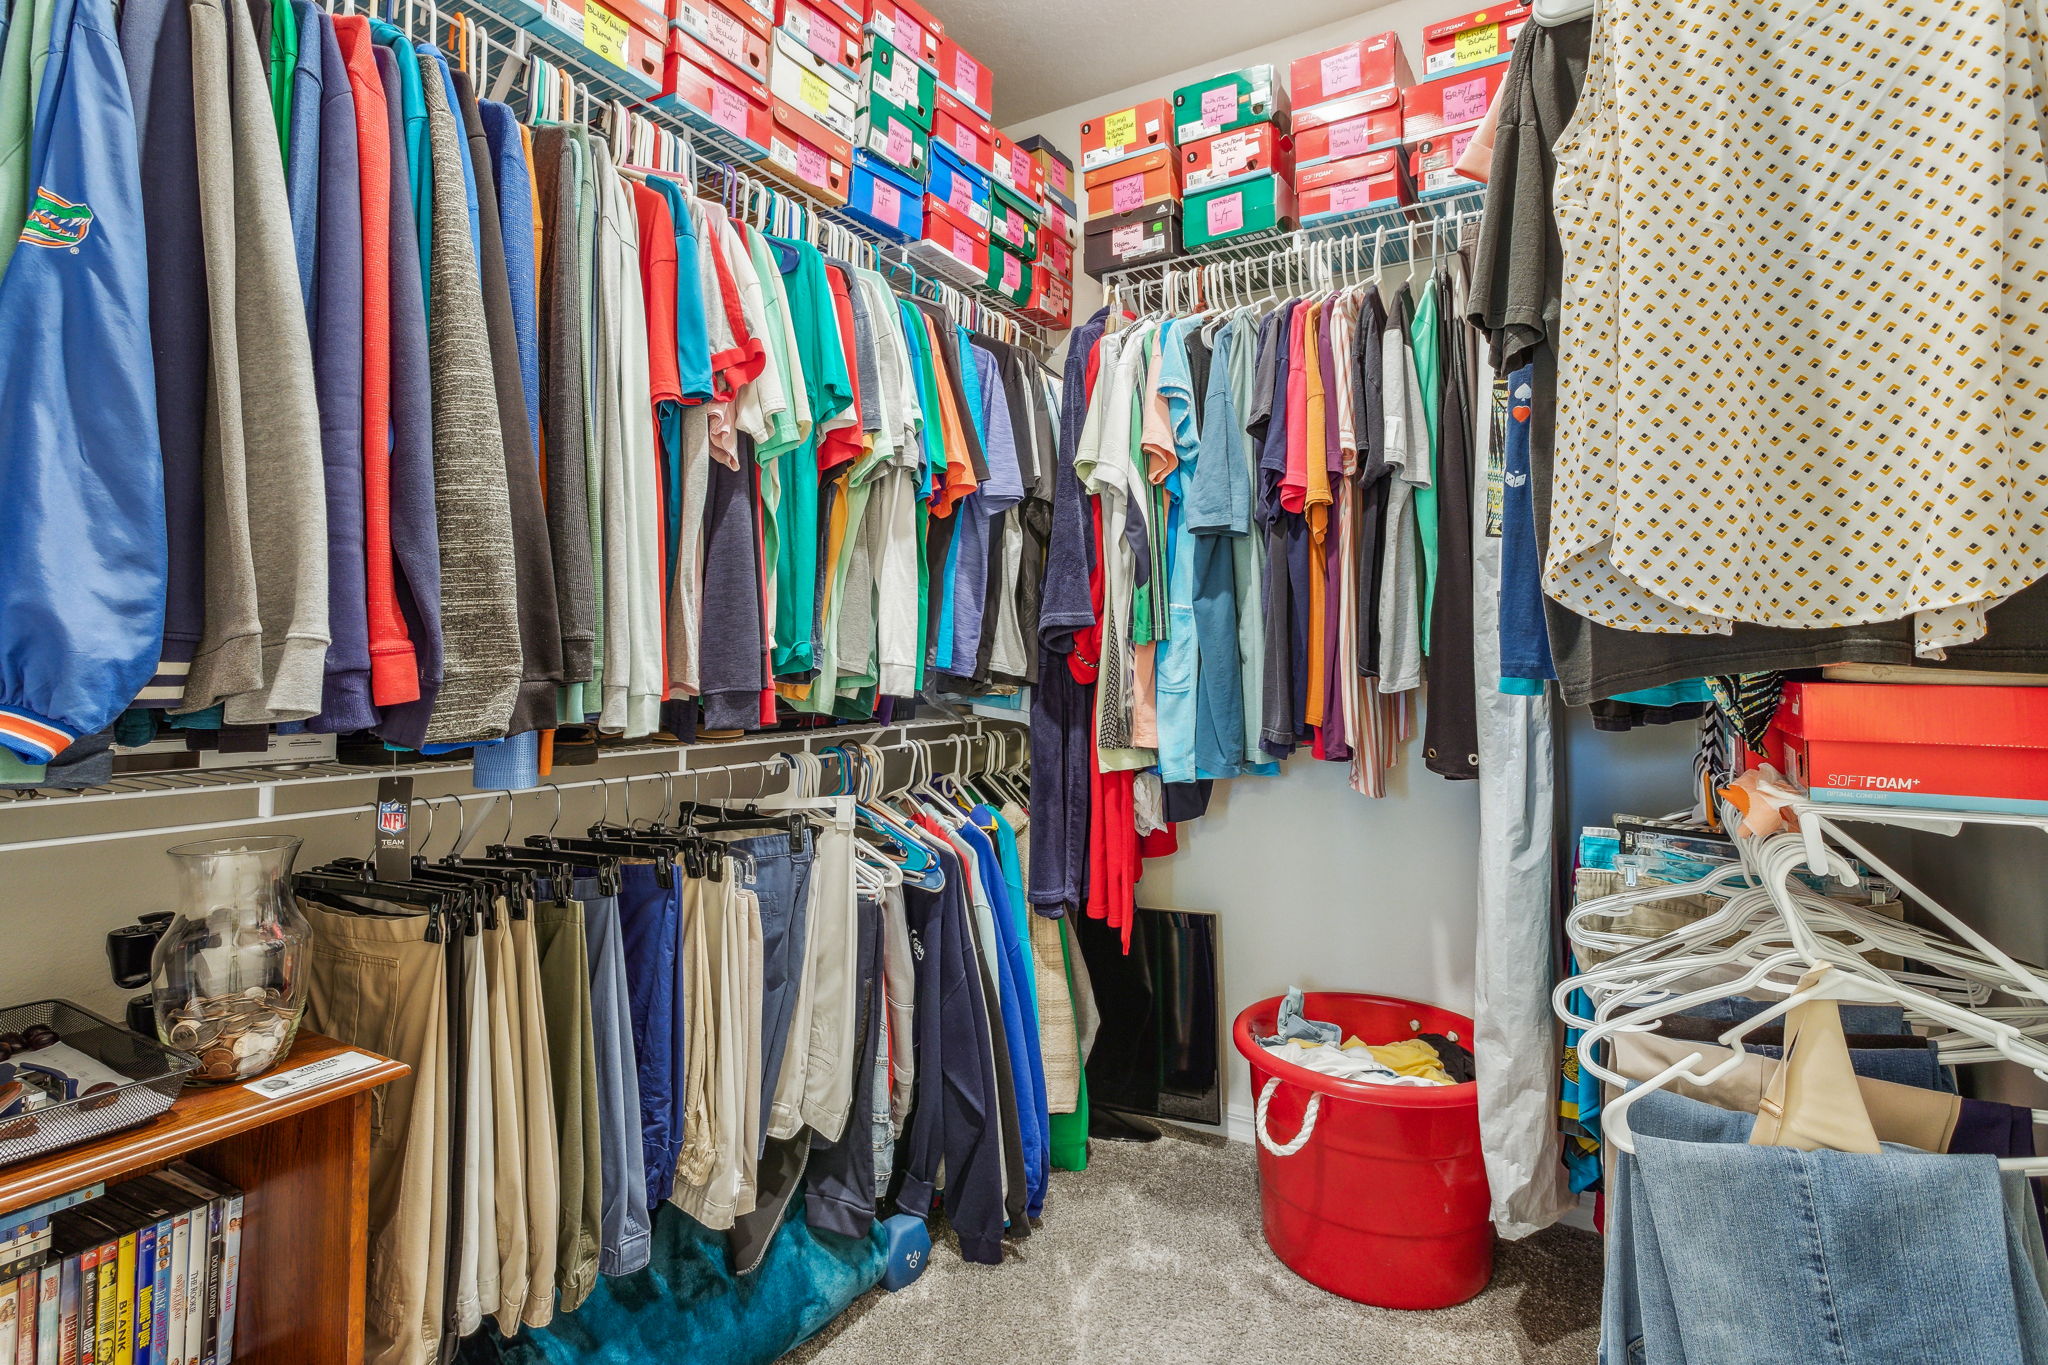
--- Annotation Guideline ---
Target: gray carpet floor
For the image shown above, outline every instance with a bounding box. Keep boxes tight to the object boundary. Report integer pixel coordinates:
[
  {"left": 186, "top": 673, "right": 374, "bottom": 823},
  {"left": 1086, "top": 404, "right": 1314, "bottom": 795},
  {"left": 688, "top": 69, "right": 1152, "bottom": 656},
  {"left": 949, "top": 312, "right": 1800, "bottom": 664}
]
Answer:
[{"left": 785, "top": 1127, "right": 1603, "bottom": 1364}]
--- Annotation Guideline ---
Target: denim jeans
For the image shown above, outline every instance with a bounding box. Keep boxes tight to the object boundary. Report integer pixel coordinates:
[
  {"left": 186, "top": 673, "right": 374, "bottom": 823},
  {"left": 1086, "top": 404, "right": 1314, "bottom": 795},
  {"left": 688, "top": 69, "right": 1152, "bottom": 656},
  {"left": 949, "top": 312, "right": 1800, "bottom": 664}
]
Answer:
[
  {"left": 720, "top": 829, "right": 815, "bottom": 1154},
  {"left": 617, "top": 862, "right": 687, "bottom": 1210},
  {"left": 1605, "top": 1087, "right": 2048, "bottom": 1365},
  {"left": 573, "top": 876, "right": 651, "bottom": 1277}
]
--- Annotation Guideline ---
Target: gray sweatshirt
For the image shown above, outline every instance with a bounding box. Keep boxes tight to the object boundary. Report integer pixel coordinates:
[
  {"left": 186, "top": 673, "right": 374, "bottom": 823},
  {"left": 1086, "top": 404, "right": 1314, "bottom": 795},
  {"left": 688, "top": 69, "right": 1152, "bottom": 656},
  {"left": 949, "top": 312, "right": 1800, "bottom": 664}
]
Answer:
[
  {"left": 416, "top": 55, "right": 520, "bottom": 744},
  {"left": 182, "top": 0, "right": 330, "bottom": 723}
]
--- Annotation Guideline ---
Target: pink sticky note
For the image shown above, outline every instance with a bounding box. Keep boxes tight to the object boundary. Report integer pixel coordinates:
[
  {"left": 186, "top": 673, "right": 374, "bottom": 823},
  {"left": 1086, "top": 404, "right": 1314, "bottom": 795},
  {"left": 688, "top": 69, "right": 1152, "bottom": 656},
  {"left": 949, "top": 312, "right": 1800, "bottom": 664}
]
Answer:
[
  {"left": 1321, "top": 47, "right": 1362, "bottom": 96},
  {"left": 706, "top": 7, "right": 746, "bottom": 65},
  {"left": 897, "top": 17, "right": 924, "bottom": 56},
  {"left": 1450, "top": 126, "right": 1477, "bottom": 159},
  {"left": 802, "top": 12, "right": 841, "bottom": 61},
  {"left": 1001, "top": 252, "right": 1021, "bottom": 291},
  {"left": 796, "top": 141, "right": 828, "bottom": 185},
  {"left": 1329, "top": 115, "right": 1372, "bottom": 159},
  {"left": 885, "top": 119, "right": 914, "bottom": 167},
  {"left": 1205, "top": 192, "right": 1244, "bottom": 235},
  {"left": 948, "top": 176, "right": 973, "bottom": 213},
  {"left": 1441, "top": 76, "right": 1489, "bottom": 125},
  {"left": 953, "top": 226, "right": 976, "bottom": 261},
  {"left": 1200, "top": 85, "right": 1235, "bottom": 129},
  {"left": 1110, "top": 223, "right": 1144, "bottom": 254},
  {"left": 953, "top": 52, "right": 978, "bottom": 97},
  {"left": 1010, "top": 147, "right": 1033, "bottom": 187},
  {"left": 710, "top": 84, "right": 748, "bottom": 134},
  {"left": 1329, "top": 181, "right": 1374, "bottom": 213},
  {"left": 871, "top": 178, "right": 902, "bottom": 226},
  {"left": 954, "top": 125, "right": 978, "bottom": 162},
  {"left": 1111, "top": 173, "right": 1144, "bottom": 213}
]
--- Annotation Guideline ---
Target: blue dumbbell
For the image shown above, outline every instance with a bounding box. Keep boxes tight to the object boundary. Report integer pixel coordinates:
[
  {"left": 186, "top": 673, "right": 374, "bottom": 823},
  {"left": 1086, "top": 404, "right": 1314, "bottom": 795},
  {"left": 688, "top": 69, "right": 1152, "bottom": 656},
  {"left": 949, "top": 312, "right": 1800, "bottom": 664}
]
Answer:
[{"left": 878, "top": 1213, "right": 931, "bottom": 1291}]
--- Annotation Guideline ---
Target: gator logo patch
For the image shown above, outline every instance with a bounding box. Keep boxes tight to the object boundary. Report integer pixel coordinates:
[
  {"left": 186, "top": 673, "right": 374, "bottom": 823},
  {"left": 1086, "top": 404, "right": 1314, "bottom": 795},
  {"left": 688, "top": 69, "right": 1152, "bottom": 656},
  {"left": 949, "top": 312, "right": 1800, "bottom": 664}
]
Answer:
[{"left": 19, "top": 189, "right": 91, "bottom": 250}]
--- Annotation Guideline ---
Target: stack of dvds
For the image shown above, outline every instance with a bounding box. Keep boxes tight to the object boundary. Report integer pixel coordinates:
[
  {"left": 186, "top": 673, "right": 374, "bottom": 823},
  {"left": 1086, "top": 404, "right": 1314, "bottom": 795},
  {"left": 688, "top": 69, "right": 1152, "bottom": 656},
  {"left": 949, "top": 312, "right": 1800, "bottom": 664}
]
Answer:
[{"left": 0, "top": 1164, "right": 245, "bottom": 1365}]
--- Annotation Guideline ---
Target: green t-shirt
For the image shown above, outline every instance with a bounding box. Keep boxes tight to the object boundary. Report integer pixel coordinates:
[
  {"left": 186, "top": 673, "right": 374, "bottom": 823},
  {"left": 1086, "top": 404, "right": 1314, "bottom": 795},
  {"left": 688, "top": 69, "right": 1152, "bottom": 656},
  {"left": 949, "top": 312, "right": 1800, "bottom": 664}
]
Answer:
[{"left": 1409, "top": 276, "right": 1443, "bottom": 653}]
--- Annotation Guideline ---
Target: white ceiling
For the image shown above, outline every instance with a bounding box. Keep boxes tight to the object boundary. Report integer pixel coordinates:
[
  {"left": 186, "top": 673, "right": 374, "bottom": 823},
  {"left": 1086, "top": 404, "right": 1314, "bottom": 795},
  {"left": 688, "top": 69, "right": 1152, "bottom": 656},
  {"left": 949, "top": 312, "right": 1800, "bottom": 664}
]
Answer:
[{"left": 924, "top": 0, "right": 1397, "bottom": 123}]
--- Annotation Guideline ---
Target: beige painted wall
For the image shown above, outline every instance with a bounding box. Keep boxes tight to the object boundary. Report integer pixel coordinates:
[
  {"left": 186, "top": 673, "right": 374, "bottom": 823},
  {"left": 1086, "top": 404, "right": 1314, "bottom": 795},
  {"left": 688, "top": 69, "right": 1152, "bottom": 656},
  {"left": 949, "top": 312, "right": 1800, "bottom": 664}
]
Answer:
[{"left": 1003, "top": 2, "right": 1497, "bottom": 1130}]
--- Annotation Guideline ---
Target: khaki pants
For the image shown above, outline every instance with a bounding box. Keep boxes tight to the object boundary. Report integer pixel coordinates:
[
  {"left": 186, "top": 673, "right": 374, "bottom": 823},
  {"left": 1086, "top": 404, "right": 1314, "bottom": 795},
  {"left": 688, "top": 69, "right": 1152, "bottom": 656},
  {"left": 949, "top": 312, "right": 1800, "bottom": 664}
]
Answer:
[
  {"left": 672, "top": 874, "right": 762, "bottom": 1229},
  {"left": 531, "top": 892, "right": 601, "bottom": 1310},
  {"left": 481, "top": 907, "right": 530, "bottom": 1335},
  {"left": 506, "top": 908, "right": 561, "bottom": 1327},
  {"left": 299, "top": 896, "right": 450, "bottom": 1365}
]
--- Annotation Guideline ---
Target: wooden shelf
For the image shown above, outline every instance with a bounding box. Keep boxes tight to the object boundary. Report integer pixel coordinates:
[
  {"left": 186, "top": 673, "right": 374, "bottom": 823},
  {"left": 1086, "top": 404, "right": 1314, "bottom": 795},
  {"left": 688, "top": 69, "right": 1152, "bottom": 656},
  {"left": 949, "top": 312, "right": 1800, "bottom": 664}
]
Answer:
[{"left": 0, "top": 1031, "right": 405, "bottom": 1365}]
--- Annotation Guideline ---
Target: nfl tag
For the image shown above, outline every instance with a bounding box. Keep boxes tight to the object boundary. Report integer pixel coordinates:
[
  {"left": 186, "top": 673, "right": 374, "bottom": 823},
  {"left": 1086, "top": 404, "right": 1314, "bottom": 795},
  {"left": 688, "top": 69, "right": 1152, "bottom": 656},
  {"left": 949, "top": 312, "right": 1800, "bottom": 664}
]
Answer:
[{"left": 375, "top": 775, "right": 414, "bottom": 882}]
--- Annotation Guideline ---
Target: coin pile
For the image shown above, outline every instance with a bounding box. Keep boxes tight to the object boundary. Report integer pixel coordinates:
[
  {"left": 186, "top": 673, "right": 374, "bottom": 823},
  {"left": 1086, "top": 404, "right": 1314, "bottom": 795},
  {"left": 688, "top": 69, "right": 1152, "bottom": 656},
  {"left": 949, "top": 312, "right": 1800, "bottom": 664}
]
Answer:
[{"left": 164, "top": 986, "right": 300, "bottom": 1082}]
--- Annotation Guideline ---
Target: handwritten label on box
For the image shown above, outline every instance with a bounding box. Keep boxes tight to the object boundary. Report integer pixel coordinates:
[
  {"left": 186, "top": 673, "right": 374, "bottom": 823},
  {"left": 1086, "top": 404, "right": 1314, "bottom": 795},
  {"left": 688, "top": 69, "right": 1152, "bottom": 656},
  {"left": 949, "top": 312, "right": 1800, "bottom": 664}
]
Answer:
[
  {"left": 583, "top": 2, "right": 630, "bottom": 66},
  {"left": 955, "top": 125, "right": 979, "bottom": 161},
  {"left": 1206, "top": 192, "right": 1244, "bottom": 236},
  {"left": 706, "top": 7, "right": 749, "bottom": 66},
  {"left": 1110, "top": 222, "right": 1145, "bottom": 254},
  {"left": 796, "top": 141, "right": 828, "bottom": 184},
  {"left": 1329, "top": 181, "right": 1375, "bottom": 213},
  {"left": 885, "top": 119, "right": 914, "bottom": 167},
  {"left": 799, "top": 70, "right": 832, "bottom": 113},
  {"left": 871, "top": 179, "right": 902, "bottom": 225},
  {"left": 1111, "top": 173, "right": 1144, "bottom": 212},
  {"left": 1329, "top": 115, "right": 1373, "bottom": 159},
  {"left": 953, "top": 227, "right": 976, "bottom": 261},
  {"left": 1001, "top": 253, "right": 1021, "bottom": 291},
  {"left": 1441, "top": 75, "right": 1490, "bottom": 125},
  {"left": 1200, "top": 86, "right": 1235, "bottom": 130},
  {"left": 953, "top": 52, "right": 979, "bottom": 97},
  {"left": 710, "top": 84, "right": 749, "bottom": 134},
  {"left": 949, "top": 176, "right": 973, "bottom": 212},
  {"left": 1453, "top": 25, "right": 1500, "bottom": 65},
  {"left": 1321, "top": 47, "right": 1362, "bottom": 95},
  {"left": 1103, "top": 108, "right": 1138, "bottom": 149}
]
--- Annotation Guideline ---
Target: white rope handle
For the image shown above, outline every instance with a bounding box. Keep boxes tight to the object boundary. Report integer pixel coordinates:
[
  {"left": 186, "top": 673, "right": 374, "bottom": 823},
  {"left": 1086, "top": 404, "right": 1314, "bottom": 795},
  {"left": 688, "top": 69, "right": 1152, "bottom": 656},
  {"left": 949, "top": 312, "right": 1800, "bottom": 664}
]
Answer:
[{"left": 1255, "top": 1077, "right": 1321, "bottom": 1157}]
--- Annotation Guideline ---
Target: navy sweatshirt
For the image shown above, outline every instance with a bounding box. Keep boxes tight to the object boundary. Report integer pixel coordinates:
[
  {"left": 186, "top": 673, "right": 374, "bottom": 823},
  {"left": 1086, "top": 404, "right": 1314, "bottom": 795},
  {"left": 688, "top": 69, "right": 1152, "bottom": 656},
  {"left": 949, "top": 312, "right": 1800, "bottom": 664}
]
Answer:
[
  {"left": 118, "top": 0, "right": 209, "bottom": 706},
  {"left": 306, "top": 7, "right": 375, "bottom": 732},
  {"left": 897, "top": 842, "right": 1004, "bottom": 1264}
]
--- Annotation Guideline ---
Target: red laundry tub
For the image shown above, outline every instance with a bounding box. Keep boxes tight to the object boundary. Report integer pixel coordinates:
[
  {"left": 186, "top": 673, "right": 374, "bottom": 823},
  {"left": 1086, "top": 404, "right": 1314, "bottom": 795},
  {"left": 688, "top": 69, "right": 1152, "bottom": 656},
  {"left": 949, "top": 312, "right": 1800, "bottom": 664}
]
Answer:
[{"left": 1232, "top": 992, "right": 1493, "bottom": 1309}]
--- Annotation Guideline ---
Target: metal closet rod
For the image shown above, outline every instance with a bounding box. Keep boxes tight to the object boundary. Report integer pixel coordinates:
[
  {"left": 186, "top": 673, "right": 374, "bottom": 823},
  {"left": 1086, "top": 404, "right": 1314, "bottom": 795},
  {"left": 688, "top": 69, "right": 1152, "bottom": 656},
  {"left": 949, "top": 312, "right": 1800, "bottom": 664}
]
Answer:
[{"left": 0, "top": 717, "right": 1019, "bottom": 853}]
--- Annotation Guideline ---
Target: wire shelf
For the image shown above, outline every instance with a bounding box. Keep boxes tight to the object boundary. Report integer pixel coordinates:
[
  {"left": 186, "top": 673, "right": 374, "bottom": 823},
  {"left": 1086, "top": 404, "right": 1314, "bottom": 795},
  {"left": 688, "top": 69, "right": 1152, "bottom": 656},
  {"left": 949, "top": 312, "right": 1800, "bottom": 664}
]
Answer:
[
  {"left": 453, "top": 0, "right": 1060, "bottom": 352},
  {"left": 1097, "top": 184, "right": 1487, "bottom": 309}
]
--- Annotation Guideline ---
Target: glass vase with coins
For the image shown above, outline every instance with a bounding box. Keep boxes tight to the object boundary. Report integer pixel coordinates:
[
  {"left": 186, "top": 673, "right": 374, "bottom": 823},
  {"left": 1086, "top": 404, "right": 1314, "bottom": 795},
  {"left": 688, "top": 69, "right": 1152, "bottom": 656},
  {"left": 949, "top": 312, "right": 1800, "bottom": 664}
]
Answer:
[{"left": 150, "top": 836, "right": 310, "bottom": 1083}]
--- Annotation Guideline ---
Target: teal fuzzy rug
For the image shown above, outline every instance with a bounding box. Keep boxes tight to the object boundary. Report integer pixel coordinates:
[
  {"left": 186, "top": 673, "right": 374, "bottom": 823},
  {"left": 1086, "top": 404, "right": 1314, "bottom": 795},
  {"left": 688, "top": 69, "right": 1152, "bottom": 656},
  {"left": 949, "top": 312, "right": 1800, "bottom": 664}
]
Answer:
[{"left": 459, "top": 1197, "right": 886, "bottom": 1364}]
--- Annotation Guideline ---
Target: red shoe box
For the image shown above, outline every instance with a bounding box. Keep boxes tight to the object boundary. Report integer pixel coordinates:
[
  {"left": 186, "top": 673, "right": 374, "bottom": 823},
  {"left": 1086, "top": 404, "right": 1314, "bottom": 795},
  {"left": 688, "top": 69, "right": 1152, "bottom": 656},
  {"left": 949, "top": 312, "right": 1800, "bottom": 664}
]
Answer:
[
  {"left": 1037, "top": 227, "right": 1072, "bottom": 277},
  {"left": 1402, "top": 62, "right": 1507, "bottom": 139},
  {"left": 763, "top": 97, "right": 853, "bottom": 202},
  {"left": 1024, "top": 266, "right": 1072, "bottom": 327},
  {"left": 1293, "top": 89, "right": 1403, "bottom": 166},
  {"left": 1079, "top": 96, "right": 1171, "bottom": 172},
  {"left": 937, "top": 32, "right": 992, "bottom": 115},
  {"left": 1181, "top": 123, "right": 1291, "bottom": 194},
  {"left": 1407, "top": 125, "right": 1482, "bottom": 198},
  {"left": 914, "top": 194, "right": 991, "bottom": 283},
  {"left": 863, "top": 0, "right": 941, "bottom": 67},
  {"left": 1288, "top": 32, "right": 1410, "bottom": 109},
  {"left": 673, "top": 0, "right": 771, "bottom": 79},
  {"left": 1296, "top": 149, "right": 1409, "bottom": 218},
  {"left": 933, "top": 86, "right": 994, "bottom": 171},
  {"left": 992, "top": 130, "right": 1044, "bottom": 201},
  {"left": 1420, "top": 2, "right": 1528, "bottom": 77},
  {"left": 1767, "top": 681, "right": 2048, "bottom": 811},
  {"left": 663, "top": 27, "right": 773, "bottom": 148},
  {"left": 1083, "top": 145, "right": 1179, "bottom": 217},
  {"left": 774, "top": 0, "right": 860, "bottom": 73}
]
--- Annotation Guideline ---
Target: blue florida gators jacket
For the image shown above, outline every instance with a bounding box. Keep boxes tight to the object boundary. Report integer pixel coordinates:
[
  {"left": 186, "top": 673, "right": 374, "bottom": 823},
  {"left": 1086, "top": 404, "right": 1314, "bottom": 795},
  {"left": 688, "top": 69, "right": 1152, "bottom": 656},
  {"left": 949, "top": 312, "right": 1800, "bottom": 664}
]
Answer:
[{"left": 0, "top": 0, "right": 165, "bottom": 763}]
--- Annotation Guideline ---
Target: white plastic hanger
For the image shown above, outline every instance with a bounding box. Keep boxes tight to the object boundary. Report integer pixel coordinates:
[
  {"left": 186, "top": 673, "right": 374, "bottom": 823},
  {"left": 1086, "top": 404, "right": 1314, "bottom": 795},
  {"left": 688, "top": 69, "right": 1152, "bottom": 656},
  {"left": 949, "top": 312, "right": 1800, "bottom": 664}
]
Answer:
[{"left": 1532, "top": 0, "right": 1594, "bottom": 26}]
